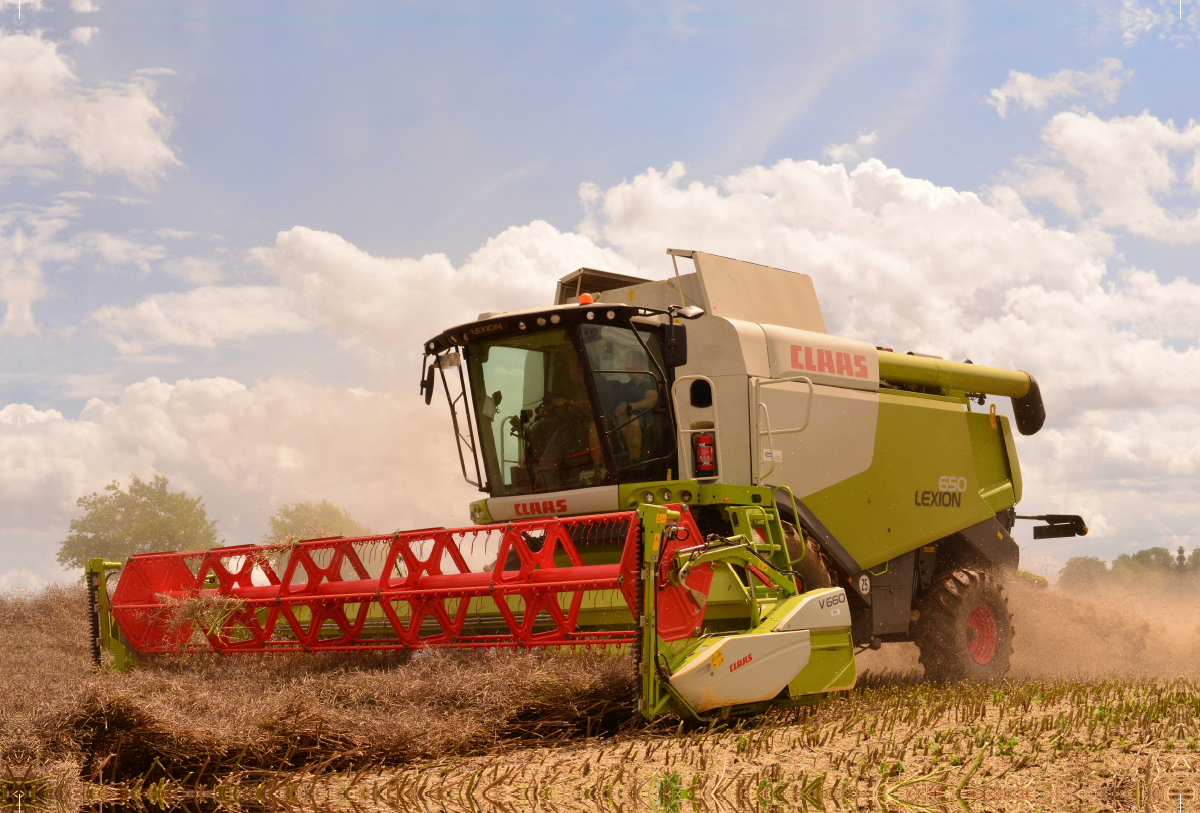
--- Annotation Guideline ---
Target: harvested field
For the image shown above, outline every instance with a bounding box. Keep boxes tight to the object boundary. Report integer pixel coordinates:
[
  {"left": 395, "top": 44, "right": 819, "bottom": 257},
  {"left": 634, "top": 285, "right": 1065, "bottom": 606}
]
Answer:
[
  {"left": 4, "top": 580, "right": 1200, "bottom": 811},
  {"left": 1, "top": 585, "right": 636, "bottom": 779}
]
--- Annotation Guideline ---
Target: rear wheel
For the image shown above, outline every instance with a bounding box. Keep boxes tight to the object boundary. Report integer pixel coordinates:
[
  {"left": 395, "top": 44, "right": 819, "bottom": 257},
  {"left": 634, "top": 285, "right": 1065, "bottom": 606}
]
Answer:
[{"left": 914, "top": 569, "right": 1013, "bottom": 682}]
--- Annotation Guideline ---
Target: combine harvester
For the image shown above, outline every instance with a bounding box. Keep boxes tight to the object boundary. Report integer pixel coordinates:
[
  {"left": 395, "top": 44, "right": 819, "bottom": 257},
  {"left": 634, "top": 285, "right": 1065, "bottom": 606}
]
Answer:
[{"left": 87, "top": 250, "right": 1086, "bottom": 721}]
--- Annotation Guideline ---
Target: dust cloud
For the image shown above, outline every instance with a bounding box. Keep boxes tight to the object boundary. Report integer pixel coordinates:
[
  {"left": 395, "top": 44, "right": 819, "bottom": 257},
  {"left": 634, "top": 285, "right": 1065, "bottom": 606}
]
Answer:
[{"left": 856, "top": 577, "right": 1200, "bottom": 679}]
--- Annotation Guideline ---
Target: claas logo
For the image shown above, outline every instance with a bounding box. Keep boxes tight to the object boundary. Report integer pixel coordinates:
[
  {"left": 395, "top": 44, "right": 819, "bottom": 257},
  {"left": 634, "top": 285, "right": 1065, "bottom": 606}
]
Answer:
[
  {"left": 729, "top": 653, "right": 753, "bottom": 673},
  {"left": 791, "top": 345, "right": 868, "bottom": 379},
  {"left": 514, "top": 499, "right": 568, "bottom": 517}
]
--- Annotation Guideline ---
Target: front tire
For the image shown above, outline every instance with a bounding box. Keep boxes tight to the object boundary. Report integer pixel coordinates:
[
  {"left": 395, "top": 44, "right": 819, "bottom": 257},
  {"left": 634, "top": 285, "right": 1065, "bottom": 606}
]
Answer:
[{"left": 915, "top": 569, "right": 1013, "bottom": 682}]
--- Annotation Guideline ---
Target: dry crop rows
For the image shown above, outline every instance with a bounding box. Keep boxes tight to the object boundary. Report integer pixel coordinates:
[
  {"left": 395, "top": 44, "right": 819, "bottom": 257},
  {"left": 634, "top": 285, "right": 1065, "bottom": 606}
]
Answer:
[{"left": 4, "top": 585, "right": 1199, "bottom": 811}]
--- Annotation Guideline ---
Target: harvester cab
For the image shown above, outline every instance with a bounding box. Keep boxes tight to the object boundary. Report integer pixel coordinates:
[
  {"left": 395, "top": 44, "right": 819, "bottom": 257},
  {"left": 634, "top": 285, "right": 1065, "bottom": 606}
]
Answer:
[{"left": 87, "top": 248, "right": 1087, "bottom": 723}]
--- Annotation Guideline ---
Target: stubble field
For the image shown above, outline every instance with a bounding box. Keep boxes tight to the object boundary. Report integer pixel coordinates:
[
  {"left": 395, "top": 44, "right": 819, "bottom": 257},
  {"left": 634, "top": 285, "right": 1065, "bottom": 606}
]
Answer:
[{"left": 3, "top": 578, "right": 1199, "bottom": 812}]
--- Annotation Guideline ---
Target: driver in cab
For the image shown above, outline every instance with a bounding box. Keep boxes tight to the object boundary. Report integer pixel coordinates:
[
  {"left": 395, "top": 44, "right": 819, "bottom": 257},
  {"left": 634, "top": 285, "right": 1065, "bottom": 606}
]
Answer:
[
  {"left": 609, "top": 350, "right": 658, "bottom": 460},
  {"left": 547, "top": 356, "right": 603, "bottom": 469}
]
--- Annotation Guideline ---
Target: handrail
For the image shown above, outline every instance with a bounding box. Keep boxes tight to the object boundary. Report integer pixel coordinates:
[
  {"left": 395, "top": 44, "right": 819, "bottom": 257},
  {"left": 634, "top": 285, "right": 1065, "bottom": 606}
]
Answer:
[
  {"left": 670, "top": 375, "right": 723, "bottom": 481},
  {"left": 753, "top": 375, "right": 813, "bottom": 483}
]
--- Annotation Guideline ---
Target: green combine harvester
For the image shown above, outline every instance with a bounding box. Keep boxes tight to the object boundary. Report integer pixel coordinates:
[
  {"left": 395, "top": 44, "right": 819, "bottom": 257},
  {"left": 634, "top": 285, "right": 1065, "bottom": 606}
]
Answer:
[{"left": 88, "top": 249, "right": 1085, "bottom": 721}]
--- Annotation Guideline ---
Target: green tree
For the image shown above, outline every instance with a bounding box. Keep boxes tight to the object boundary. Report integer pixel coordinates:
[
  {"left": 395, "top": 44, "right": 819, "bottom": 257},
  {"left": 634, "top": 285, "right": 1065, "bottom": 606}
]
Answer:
[
  {"left": 262, "top": 499, "right": 371, "bottom": 543},
  {"left": 1130, "top": 547, "right": 1176, "bottom": 571},
  {"left": 1058, "top": 556, "right": 1109, "bottom": 589},
  {"left": 1111, "top": 546, "right": 1175, "bottom": 581},
  {"left": 1187, "top": 548, "right": 1200, "bottom": 572},
  {"left": 58, "top": 474, "right": 219, "bottom": 569}
]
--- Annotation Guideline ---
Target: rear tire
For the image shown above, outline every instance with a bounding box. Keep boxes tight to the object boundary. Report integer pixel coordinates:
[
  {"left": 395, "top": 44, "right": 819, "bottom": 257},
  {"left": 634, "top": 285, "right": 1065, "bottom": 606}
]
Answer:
[{"left": 914, "top": 569, "right": 1013, "bottom": 682}]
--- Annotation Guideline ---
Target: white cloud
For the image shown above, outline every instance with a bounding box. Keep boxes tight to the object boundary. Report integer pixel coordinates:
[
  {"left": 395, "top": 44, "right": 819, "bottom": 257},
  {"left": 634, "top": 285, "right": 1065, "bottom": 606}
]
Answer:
[
  {"left": 0, "top": 228, "right": 46, "bottom": 337},
  {"left": 86, "top": 217, "right": 642, "bottom": 362},
  {"left": 0, "top": 31, "right": 180, "bottom": 183},
  {"left": 822, "top": 131, "right": 878, "bottom": 163},
  {"left": 584, "top": 159, "right": 1200, "bottom": 554},
  {"left": 90, "top": 286, "right": 311, "bottom": 353},
  {"left": 0, "top": 569, "right": 42, "bottom": 589},
  {"left": 250, "top": 220, "right": 641, "bottom": 359},
  {"left": 70, "top": 27, "right": 97, "bottom": 45},
  {"left": 161, "top": 256, "right": 223, "bottom": 285},
  {"left": 155, "top": 228, "right": 194, "bottom": 240},
  {"left": 986, "top": 58, "right": 1131, "bottom": 118},
  {"left": 15, "top": 155, "right": 1200, "bottom": 577},
  {"left": 0, "top": 204, "right": 227, "bottom": 335},
  {"left": 78, "top": 231, "right": 168, "bottom": 273},
  {"left": 1, "top": 376, "right": 478, "bottom": 581},
  {"left": 71, "top": 0, "right": 98, "bottom": 10},
  {"left": 0, "top": 203, "right": 80, "bottom": 337},
  {"left": 1099, "top": 0, "right": 1200, "bottom": 45},
  {"left": 1016, "top": 111, "right": 1200, "bottom": 242}
]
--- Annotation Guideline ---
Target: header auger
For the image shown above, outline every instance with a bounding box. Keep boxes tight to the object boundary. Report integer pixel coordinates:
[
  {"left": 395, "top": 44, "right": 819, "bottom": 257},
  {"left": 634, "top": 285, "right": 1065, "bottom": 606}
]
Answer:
[{"left": 89, "top": 248, "right": 1086, "bottom": 720}]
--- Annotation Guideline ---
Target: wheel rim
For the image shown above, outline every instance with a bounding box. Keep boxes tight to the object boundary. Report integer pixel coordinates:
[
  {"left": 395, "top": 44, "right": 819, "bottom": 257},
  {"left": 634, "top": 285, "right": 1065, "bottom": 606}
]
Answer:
[{"left": 966, "top": 604, "right": 998, "bottom": 665}]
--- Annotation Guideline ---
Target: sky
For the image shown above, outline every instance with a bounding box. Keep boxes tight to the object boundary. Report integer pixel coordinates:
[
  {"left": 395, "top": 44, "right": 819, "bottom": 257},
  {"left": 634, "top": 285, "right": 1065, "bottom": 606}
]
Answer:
[{"left": 4, "top": 0, "right": 1200, "bottom": 588}]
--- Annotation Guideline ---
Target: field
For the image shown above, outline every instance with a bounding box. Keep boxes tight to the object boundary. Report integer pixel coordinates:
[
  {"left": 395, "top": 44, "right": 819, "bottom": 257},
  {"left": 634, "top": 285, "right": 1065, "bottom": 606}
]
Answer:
[{"left": 3, "top": 580, "right": 1199, "bottom": 812}]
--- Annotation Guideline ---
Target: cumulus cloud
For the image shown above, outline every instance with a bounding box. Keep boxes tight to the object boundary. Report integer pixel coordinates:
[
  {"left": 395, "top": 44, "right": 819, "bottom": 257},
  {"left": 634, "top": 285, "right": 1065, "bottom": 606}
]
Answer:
[
  {"left": 0, "top": 31, "right": 180, "bottom": 183},
  {"left": 70, "top": 27, "right": 97, "bottom": 45},
  {"left": 0, "top": 376, "right": 479, "bottom": 579},
  {"left": 583, "top": 159, "right": 1200, "bottom": 552},
  {"left": 822, "top": 131, "right": 878, "bottom": 163},
  {"left": 70, "top": 0, "right": 98, "bottom": 10},
  {"left": 16, "top": 154, "right": 1200, "bottom": 578},
  {"left": 1016, "top": 111, "right": 1200, "bottom": 242},
  {"left": 986, "top": 58, "right": 1131, "bottom": 118},
  {"left": 97, "top": 220, "right": 639, "bottom": 359},
  {"left": 590, "top": 159, "right": 1199, "bottom": 408},
  {"left": 250, "top": 221, "right": 640, "bottom": 358},
  {"left": 90, "top": 286, "right": 311, "bottom": 353}
]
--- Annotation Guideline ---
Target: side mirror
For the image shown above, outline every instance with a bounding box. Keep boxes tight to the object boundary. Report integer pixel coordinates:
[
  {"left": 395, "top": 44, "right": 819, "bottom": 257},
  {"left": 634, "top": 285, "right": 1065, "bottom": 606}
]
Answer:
[
  {"left": 665, "top": 323, "right": 688, "bottom": 368},
  {"left": 421, "top": 365, "right": 436, "bottom": 405}
]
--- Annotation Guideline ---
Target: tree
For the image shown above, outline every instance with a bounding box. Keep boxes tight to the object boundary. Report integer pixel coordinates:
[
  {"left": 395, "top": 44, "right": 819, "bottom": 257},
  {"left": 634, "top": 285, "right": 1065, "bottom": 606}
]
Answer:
[
  {"left": 1111, "top": 546, "right": 1176, "bottom": 582},
  {"left": 58, "top": 474, "right": 219, "bottom": 569},
  {"left": 262, "top": 499, "right": 371, "bottom": 543},
  {"left": 1058, "top": 556, "right": 1109, "bottom": 589},
  {"left": 1187, "top": 548, "right": 1200, "bottom": 572},
  {"left": 1129, "top": 547, "right": 1176, "bottom": 571}
]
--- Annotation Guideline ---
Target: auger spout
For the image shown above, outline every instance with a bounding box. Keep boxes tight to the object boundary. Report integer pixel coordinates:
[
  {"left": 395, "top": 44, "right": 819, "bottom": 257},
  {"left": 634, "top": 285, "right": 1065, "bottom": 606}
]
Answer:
[{"left": 878, "top": 351, "right": 1045, "bottom": 435}]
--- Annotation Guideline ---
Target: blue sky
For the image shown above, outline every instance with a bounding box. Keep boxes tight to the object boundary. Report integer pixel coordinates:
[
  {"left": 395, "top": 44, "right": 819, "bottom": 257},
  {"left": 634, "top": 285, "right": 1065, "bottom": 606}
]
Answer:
[{"left": 5, "top": 0, "right": 1200, "bottom": 586}]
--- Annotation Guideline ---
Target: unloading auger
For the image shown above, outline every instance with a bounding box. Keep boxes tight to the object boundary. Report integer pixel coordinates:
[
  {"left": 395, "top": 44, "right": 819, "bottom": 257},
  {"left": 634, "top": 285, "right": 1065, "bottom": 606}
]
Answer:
[{"left": 88, "top": 248, "right": 1086, "bottom": 720}]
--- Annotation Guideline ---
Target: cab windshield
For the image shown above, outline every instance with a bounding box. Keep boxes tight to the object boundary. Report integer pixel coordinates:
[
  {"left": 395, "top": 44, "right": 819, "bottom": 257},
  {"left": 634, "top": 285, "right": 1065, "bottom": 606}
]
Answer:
[{"left": 467, "top": 324, "right": 672, "bottom": 497}]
